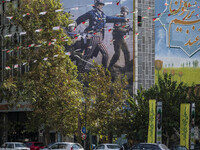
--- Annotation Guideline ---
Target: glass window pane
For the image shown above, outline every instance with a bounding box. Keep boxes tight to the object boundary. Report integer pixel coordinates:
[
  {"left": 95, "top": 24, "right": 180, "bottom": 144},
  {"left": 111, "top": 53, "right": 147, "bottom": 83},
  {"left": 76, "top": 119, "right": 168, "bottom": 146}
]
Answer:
[
  {"left": 8, "top": 144, "right": 14, "bottom": 148},
  {"left": 72, "top": 144, "right": 82, "bottom": 149},
  {"left": 51, "top": 144, "right": 58, "bottom": 149},
  {"left": 107, "top": 145, "right": 121, "bottom": 149},
  {"left": 34, "top": 143, "right": 44, "bottom": 147},
  {"left": 26, "top": 143, "right": 32, "bottom": 147},
  {"left": 15, "top": 143, "right": 26, "bottom": 147},
  {"left": 159, "top": 144, "right": 169, "bottom": 150}
]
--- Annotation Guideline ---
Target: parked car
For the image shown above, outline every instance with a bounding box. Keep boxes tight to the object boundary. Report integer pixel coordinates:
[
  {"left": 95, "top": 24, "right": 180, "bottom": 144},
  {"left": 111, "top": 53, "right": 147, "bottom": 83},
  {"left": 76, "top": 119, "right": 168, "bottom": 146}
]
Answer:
[
  {"left": 130, "top": 143, "right": 169, "bottom": 150},
  {"left": 25, "top": 142, "right": 45, "bottom": 150},
  {"left": 95, "top": 144, "right": 122, "bottom": 150},
  {"left": 121, "top": 143, "right": 131, "bottom": 150},
  {"left": 170, "top": 146, "right": 187, "bottom": 150},
  {"left": 41, "top": 142, "right": 83, "bottom": 150},
  {"left": 0, "top": 142, "right": 30, "bottom": 150},
  {"left": 45, "top": 143, "right": 54, "bottom": 149}
]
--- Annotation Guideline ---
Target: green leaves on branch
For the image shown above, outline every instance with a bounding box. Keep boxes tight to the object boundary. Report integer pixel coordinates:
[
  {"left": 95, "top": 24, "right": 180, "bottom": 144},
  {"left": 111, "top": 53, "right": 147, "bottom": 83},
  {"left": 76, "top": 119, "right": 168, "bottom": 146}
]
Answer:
[
  {"left": 3, "top": 0, "right": 82, "bottom": 136},
  {"left": 126, "top": 74, "right": 200, "bottom": 144},
  {"left": 81, "top": 64, "right": 129, "bottom": 137}
]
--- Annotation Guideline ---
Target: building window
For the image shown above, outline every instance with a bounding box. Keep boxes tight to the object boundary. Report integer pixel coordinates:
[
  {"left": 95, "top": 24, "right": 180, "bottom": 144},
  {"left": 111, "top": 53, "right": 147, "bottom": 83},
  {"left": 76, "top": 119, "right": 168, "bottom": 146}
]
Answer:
[
  {"left": 0, "top": 14, "right": 2, "bottom": 26},
  {"left": 138, "top": 16, "right": 142, "bottom": 27}
]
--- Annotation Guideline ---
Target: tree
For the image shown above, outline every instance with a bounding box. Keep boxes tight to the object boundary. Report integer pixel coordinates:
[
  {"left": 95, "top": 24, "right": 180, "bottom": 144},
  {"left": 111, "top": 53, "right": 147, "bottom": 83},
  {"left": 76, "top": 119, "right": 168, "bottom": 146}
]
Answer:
[
  {"left": 126, "top": 74, "right": 200, "bottom": 147},
  {"left": 170, "top": 69, "right": 175, "bottom": 80},
  {"left": 163, "top": 69, "right": 168, "bottom": 75},
  {"left": 124, "top": 90, "right": 149, "bottom": 143},
  {"left": 81, "top": 64, "right": 129, "bottom": 143},
  {"left": 194, "top": 60, "right": 199, "bottom": 68},
  {"left": 155, "top": 60, "right": 163, "bottom": 77},
  {"left": 178, "top": 71, "right": 183, "bottom": 82},
  {"left": 1, "top": 0, "right": 83, "bottom": 144}
]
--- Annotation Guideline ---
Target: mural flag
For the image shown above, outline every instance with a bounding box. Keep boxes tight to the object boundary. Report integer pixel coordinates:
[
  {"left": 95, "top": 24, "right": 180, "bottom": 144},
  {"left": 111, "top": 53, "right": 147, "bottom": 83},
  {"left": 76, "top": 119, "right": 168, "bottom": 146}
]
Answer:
[
  {"left": 180, "top": 103, "right": 190, "bottom": 150},
  {"left": 148, "top": 99, "right": 156, "bottom": 143}
]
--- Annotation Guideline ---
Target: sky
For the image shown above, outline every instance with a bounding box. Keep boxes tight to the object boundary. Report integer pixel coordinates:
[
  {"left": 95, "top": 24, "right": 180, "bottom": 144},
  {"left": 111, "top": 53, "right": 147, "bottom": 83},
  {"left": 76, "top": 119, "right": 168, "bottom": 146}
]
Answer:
[{"left": 60, "top": 0, "right": 133, "bottom": 20}]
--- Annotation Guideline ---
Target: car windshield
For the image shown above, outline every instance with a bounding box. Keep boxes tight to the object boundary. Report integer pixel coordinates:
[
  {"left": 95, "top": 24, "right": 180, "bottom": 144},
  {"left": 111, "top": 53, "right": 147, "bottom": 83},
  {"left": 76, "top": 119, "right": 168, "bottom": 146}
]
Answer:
[
  {"left": 72, "top": 144, "right": 83, "bottom": 149},
  {"left": 47, "top": 143, "right": 54, "bottom": 148},
  {"left": 159, "top": 144, "right": 169, "bottom": 150},
  {"left": 172, "top": 146, "right": 187, "bottom": 150},
  {"left": 34, "top": 143, "right": 44, "bottom": 147},
  {"left": 141, "top": 144, "right": 159, "bottom": 150},
  {"left": 107, "top": 145, "right": 121, "bottom": 149},
  {"left": 15, "top": 143, "right": 26, "bottom": 147}
]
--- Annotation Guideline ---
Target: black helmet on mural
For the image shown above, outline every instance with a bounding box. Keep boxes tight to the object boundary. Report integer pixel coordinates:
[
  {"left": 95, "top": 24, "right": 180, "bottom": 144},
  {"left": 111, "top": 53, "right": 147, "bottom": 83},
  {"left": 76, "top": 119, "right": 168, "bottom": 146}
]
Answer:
[
  {"left": 94, "top": 0, "right": 105, "bottom": 6},
  {"left": 120, "top": 6, "right": 129, "bottom": 14}
]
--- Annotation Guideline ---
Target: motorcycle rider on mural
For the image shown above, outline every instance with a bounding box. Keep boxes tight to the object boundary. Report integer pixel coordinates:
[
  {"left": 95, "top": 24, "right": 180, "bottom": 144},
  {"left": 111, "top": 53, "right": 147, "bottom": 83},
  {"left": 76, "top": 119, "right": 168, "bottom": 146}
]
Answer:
[
  {"left": 75, "top": 0, "right": 128, "bottom": 69},
  {"left": 64, "top": 23, "right": 86, "bottom": 71}
]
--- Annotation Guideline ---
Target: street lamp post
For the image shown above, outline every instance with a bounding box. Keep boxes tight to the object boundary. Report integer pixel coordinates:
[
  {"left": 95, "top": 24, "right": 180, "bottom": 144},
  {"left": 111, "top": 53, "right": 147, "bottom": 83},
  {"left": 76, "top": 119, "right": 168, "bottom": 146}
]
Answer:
[
  {"left": 84, "top": 101, "right": 86, "bottom": 150},
  {"left": 82, "top": 100, "right": 87, "bottom": 150}
]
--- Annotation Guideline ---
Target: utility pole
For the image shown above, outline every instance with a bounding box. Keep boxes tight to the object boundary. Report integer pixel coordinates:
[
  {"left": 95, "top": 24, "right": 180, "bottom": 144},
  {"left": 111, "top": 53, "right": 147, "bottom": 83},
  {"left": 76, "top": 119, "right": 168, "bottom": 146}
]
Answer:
[
  {"left": 84, "top": 102, "right": 87, "bottom": 150},
  {"left": 81, "top": 100, "right": 87, "bottom": 150}
]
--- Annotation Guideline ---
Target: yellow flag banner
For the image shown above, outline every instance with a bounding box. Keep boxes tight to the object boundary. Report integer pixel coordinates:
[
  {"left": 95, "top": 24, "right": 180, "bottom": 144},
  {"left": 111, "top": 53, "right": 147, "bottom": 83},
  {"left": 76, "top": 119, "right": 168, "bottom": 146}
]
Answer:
[
  {"left": 147, "top": 99, "right": 156, "bottom": 143},
  {"left": 180, "top": 104, "right": 190, "bottom": 150}
]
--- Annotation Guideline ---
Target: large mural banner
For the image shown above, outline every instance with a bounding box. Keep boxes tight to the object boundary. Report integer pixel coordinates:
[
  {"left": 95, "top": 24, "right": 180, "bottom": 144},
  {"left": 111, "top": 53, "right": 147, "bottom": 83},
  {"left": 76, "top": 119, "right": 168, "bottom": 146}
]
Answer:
[
  {"left": 156, "top": 101, "right": 162, "bottom": 144},
  {"left": 61, "top": 0, "right": 134, "bottom": 94},
  {"left": 147, "top": 99, "right": 156, "bottom": 143},
  {"left": 180, "top": 103, "right": 190, "bottom": 150},
  {"left": 155, "top": 0, "right": 200, "bottom": 85}
]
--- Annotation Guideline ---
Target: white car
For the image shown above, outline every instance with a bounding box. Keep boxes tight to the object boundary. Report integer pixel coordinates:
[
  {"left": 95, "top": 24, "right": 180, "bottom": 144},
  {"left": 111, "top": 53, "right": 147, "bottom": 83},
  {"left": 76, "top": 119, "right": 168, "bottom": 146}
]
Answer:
[
  {"left": 95, "top": 144, "right": 122, "bottom": 150},
  {"left": 131, "top": 143, "right": 169, "bottom": 150},
  {"left": 0, "top": 142, "right": 30, "bottom": 150},
  {"left": 42, "top": 142, "right": 84, "bottom": 150}
]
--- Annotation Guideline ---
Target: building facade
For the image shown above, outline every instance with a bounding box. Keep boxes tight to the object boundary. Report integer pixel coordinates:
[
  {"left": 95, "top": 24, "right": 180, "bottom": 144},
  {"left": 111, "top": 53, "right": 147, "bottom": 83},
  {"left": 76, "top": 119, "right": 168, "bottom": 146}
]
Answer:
[
  {"left": 134, "top": 0, "right": 155, "bottom": 93},
  {"left": 1, "top": 0, "right": 156, "bottom": 144},
  {"left": 0, "top": 0, "right": 34, "bottom": 144},
  {"left": 0, "top": 0, "right": 75, "bottom": 144}
]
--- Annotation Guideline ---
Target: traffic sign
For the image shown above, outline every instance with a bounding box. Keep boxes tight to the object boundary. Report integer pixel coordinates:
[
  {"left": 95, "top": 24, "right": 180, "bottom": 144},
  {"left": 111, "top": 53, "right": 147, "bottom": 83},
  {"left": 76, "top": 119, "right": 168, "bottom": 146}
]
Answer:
[
  {"left": 82, "top": 127, "right": 86, "bottom": 134},
  {"left": 81, "top": 133, "right": 87, "bottom": 140}
]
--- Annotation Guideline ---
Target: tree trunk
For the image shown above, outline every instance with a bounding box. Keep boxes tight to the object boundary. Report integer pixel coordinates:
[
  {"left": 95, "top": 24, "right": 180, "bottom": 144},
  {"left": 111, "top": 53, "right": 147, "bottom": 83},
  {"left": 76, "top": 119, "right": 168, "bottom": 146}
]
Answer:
[
  {"left": 108, "top": 131, "right": 113, "bottom": 143},
  {"left": 77, "top": 113, "right": 82, "bottom": 144},
  {"left": 44, "top": 126, "right": 50, "bottom": 146},
  {"left": 166, "top": 131, "right": 169, "bottom": 147}
]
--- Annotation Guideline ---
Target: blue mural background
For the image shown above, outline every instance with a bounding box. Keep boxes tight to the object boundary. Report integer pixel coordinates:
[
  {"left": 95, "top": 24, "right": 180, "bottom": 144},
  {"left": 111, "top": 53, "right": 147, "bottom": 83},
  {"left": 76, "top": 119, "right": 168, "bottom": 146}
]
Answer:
[
  {"left": 60, "top": 0, "right": 134, "bottom": 94},
  {"left": 155, "top": 0, "right": 200, "bottom": 68},
  {"left": 60, "top": 0, "right": 133, "bottom": 66}
]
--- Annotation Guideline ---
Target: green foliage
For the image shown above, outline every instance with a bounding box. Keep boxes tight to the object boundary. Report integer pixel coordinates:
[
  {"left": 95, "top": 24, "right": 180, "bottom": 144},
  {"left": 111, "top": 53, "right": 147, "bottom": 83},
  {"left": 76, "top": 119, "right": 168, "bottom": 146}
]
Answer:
[
  {"left": 124, "top": 91, "right": 149, "bottom": 141},
  {"left": 181, "top": 106, "right": 189, "bottom": 144},
  {"left": 126, "top": 74, "right": 200, "bottom": 145},
  {"left": 81, "top": 64, "right": 129, "bottom": 138},
  {"left": 155, "top": 67, "right": 200, "bottom": 85},
  {"left": 1, "top": 0, "right": 82, "bottom": 135}
]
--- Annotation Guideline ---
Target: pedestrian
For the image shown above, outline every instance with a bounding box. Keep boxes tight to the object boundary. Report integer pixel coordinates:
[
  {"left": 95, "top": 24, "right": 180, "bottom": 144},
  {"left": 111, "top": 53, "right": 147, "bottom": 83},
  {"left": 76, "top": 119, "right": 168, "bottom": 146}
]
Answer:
[
  {"left": 108, "top": 6, "right": 131, "bottom": 72},
  {"left": 76, "top": 0, "right": 127, "bottom": 68}
]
